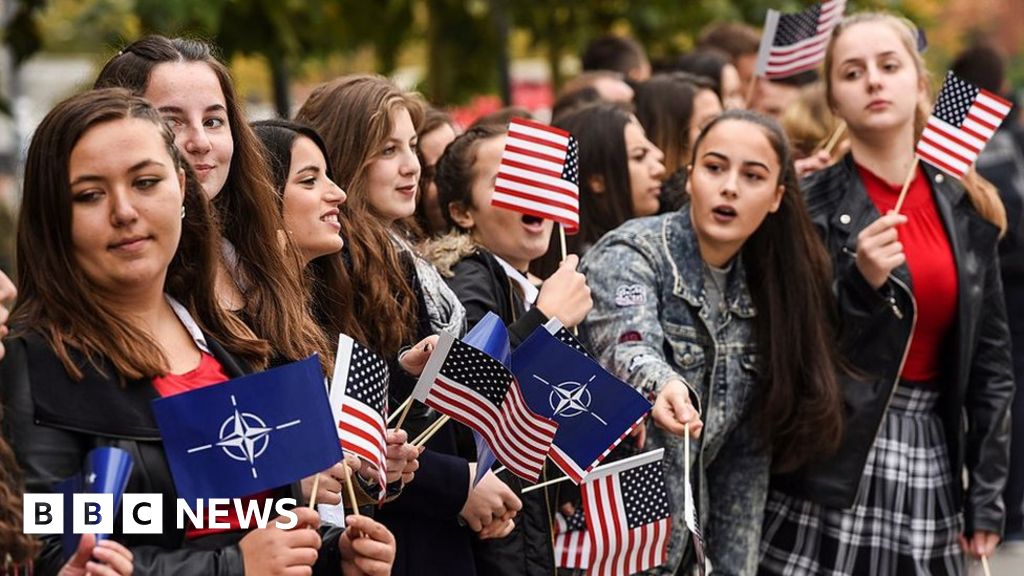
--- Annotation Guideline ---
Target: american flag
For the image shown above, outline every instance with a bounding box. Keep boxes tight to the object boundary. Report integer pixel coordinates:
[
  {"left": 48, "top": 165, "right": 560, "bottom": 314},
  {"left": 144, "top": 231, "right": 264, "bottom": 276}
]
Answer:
[
  {"left": 329, "top": 334, "right": 390, "bottom": 500},
  {"left": 683, "top": 458, "right": 706, "bottom": 576},
  {"left": 412, "top": 331, "right": 559, "bottom": 482},
  {"left": 554, "top": 507, "right": 591, "bottom": 570},
  {"left": 754, "top": 0, "right": 846, "bottom": 79},
  {"left": 582, "top": 449, "right": 671, "bottom": 576},
  {"left": 544, "top": 317, "right": 592, "bottom": 358},
  {"left": 491, "top": 117, "right": 580, "bottom": 233},
  {"left": 916, "top": 72, "right": 1013, "bottom": 179}
]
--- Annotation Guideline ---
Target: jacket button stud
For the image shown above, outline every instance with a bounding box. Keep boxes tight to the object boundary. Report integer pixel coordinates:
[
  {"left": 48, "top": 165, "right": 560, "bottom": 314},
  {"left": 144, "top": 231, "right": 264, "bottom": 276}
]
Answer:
[
  {"left": 839, "top": 214, "right": 851, "bottom": 224},
  {"left": 935, "top": 173, "right": 945, "bottom": 183},
  {"left": 682, "top": 353, "right": 694, "bottom": 365}
]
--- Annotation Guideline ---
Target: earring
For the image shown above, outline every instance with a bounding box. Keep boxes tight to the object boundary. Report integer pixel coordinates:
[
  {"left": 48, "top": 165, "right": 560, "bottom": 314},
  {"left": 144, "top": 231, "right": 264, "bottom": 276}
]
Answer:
[{"left": 181, "top": 205, "right": 186, "bottom": 219}]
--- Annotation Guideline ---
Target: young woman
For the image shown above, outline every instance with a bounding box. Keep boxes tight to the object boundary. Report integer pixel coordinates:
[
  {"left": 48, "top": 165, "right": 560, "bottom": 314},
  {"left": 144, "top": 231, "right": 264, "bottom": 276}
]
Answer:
[
  {"left": 250, "top": 118, "right": 423, "bottom": 507},
  {"left": 635, "top": 72, "right": 723, "bottom": 213},
  {"left": 1, "top": 88, "right": 395, "bottom": 576},
  {"left": 94, "top": 35, "right": 329, "bottom": 369},
  {"left": 760, "top": 13, "right": 1014, "bottom": 575},
  {"left": 297, "top": 76, "right": 520, "bottom": 576},
  {"left": 532, "top": 103, "right": 666, "bottom": 278},
  {"left": 427, "top": 123, "right": 593, "bottom": 575},
  {"left": 580, "top": 109, "right": 846, "bottom": 575}
]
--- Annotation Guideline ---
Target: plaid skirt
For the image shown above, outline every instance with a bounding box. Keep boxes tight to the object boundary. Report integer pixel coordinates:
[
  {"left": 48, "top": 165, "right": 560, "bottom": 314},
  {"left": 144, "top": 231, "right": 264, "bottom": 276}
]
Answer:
[{"left": 759, "top": 384, "right": 964, "bottom": 575}]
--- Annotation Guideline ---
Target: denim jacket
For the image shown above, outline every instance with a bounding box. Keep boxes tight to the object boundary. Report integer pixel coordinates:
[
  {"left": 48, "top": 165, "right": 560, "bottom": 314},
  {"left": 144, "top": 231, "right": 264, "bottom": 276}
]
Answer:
[{"left": 580, "top": 209, "right": 769, "bottom": 576}]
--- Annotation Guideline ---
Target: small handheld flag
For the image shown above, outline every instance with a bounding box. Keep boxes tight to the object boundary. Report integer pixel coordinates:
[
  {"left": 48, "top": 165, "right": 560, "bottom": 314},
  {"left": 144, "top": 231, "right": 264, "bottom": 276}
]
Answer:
[
  {"left": 462, "top": 312, "right": 512, "bottom": 485},
  {"left": 754, "top": 0, "right": 846, "bottom": 79},
  {"left": 515, "top": 322, "right": 652, "bottom": 483},
  {"left": 554, "top": 506, "right": 591, "bottom": 570},
  {"left": 153, "top": 355, "right": 343, "bottom": 501},
  {"left": 57, "top": 447, "right": 134, "bottom": 560},
  {"left": 916, "top": 71, "right": 1013, "bottom": 179},
  {"left": 492, "top": 117, "right": 580, "bottom": 233},
  {"left": 581, "top": 449, "right": 671, "bottom": 576},
  {"left": 412, "top": 331, "right": 558, "bottom": 482},
  {"left": 330, "top": 334, "right": 390, "bottom": 501}
]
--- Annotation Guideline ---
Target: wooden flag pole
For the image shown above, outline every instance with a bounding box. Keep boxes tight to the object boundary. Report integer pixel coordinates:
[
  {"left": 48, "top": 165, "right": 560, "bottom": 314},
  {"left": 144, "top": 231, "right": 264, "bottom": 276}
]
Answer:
[
  {"left": 412, "top": 415, "right": 450, "bottom": 447},
  {"left": 820, "top": 121, "right": 847, "bottom": 156},
  {"left": 392, "top": 394, "right": 417, "bottom": 431},
  {"left": 892, "top": 157, "right": 920, "bottom": 215},
  {"left": 308, "top": 473, "right": 322, "bottom": 508},
  {"left": 684, "top": 423, "right": 690, "bottom": 486},
  {"left": 981, "top": 555, "right": 992, "bottom": 576},
  {"left": 388, "top": 395, "right": 414, "bottom": 427},
  {"left": 522, "top": 473, "right": 571, "bottom": 494},
  {"left": 344, "top": 463, "right": 361, "bottom": 516}
]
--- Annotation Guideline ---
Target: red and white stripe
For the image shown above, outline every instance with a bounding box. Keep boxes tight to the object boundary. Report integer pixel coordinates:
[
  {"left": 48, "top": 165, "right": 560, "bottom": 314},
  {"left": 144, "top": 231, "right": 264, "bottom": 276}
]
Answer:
[
  {"left": 338, "top": 400, "right": 388, "bottom": 496},
  {"left": 756, "top": 0, "right": 846, "bottom": 79},
  {"left": 492, "top": 117, "right": 580, "bottom": 233},
  {"left": 917, "top": 89, "right": 1013, "bottom": 179},
  {"left": 425, "top": 376, "right": 557, "bottom": 482},
  {"left": 554, "top": 513, "right": 591, "bottom": 570},
  {"left": 583, "top": 473, "right": 671, "bottom": 576},
  {"left": 549, "top": 414, "right": 647, "bottom": 484}
]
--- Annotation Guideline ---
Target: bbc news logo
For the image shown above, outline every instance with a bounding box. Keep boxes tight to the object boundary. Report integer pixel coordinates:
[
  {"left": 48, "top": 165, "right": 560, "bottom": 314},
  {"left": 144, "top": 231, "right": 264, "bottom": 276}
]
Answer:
[{"left": 22, "top": 494, "right": 301, "bottom": 534}]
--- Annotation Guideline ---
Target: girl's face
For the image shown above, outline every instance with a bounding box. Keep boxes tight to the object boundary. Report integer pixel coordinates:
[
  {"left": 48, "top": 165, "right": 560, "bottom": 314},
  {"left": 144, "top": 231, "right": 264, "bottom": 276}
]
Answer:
[
  {"left": 282, "top": 136, "right": 346, "bottom": 264},
  {"left": 450, "top": 135, "right": 553, "bottom": 271},
  {"left": 828, "top": 22, "right": 925, "bottom": 137},
  {"left": 418, "top": 123, "right": 457, "bottom": 232},
  {"left": 69, "top": 118, "right": 186, "bottom": 299},
  {"left": 625, "top": 120, "right": 667, "bottom": 218},
  {"left": 687, "top": 89, "right": 724, "bottom": 160},
  {"left": 145, "top": 62, "right": 234, "bottom": 199},
  {"left": 364, "top": 107, "right": 421, "bottom": 224},
  {"left": 687, "top": 119, "right": 784, "bottom": 266}
]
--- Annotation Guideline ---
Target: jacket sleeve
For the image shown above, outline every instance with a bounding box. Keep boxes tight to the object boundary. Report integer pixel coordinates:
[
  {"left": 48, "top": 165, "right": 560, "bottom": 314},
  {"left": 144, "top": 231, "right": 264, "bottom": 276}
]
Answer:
[
  {"left": 579, "top": 232, "right": 698, "bottom": 406},
  {"left": 963, "top": 239, "right": 1015, "bottom": 536},
  {"left": 0, "top": 338, "right": 248, "bottom": 576}
]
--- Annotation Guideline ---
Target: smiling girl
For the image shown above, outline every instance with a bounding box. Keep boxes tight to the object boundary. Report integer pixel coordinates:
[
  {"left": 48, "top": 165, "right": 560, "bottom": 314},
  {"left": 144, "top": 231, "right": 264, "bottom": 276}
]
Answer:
[{"left": 581, "top": 110, "right": 845, "bottom": 575}]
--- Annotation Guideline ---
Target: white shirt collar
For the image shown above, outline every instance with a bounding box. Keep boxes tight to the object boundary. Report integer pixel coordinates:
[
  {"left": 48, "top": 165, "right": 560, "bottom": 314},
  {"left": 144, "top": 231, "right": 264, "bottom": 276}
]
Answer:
[
  {"left": 491, "top": 253, "right": 539, "bottom": 309},
  {"left": 166, "top": 295, "right": 211, "bottom": 354}
]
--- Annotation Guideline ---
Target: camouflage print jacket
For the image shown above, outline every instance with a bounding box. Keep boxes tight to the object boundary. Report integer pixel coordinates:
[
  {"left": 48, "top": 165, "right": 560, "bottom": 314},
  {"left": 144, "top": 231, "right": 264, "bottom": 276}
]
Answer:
[{"left": 579, "top": 210, "right": 769, "bottom": 576}]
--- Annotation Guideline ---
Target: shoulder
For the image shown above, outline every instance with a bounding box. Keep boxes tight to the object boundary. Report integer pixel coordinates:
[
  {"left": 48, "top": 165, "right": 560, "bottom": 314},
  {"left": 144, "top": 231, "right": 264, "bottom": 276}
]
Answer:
[{"left": 801, "top": 155, "right": 856, "bottom": 219}]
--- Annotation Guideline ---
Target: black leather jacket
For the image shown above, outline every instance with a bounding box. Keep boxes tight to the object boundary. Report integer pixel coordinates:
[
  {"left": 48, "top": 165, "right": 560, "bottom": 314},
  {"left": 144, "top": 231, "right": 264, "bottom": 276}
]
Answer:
[
  {"left": 0, "top": 332, "right": 345, "bottom": 575},
  {"left": 772, "top": 155, "right": 1015, "bottom": 536}
]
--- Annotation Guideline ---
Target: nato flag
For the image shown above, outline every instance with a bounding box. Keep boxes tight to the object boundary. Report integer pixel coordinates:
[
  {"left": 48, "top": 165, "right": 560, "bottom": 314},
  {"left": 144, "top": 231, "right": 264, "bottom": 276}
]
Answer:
[
  {"left": 514, "top": 328, "right": 652, "bottom": 483},
  {"left": 58, "top": 446, "right": 134, "bottom": 559},
  {"left": 152, "top": 355, "right": 341, "bottom": 501}
]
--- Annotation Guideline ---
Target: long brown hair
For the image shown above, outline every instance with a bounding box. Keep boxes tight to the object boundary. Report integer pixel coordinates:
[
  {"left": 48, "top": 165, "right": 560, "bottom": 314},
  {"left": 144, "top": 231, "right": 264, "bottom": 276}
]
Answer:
[
  {"left": 295, "top": 75, "right": 419, "bottom": 358},
  {"left": 635, "top": 72, "right": 718, "bottom": 176},
  {"left": 13, "top": 88, "right": 267, "bottom": 380},
  {"left": 251, "top": 118, "right": 367, "bottom": 353},
  {"left": 823, "top": 13, "right": 1006, "bottom": 234},
  {"left": 0, "top": 404, "right": 36, "bottom": 566},
  {"left": 95, "top": 35, "right": 327, "bottom": 366},
  {"left": 696, "top": 110, "right": 846, "bottom": 472}
]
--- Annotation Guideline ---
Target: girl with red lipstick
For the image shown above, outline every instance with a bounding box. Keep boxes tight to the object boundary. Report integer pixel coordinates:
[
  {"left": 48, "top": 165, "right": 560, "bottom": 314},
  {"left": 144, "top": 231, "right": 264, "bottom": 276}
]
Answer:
[
  {"left": 760, "top": 13, "right": 1013, "bottom": 575},
  {"left": 426, "top": 123, "right": 593, "bottom": 576},
  {"left": 580, "top": 109, "right": 845, "bottom": 574},
  {"left": 531, "top": 103, "right": 667, "bottom": 278}
]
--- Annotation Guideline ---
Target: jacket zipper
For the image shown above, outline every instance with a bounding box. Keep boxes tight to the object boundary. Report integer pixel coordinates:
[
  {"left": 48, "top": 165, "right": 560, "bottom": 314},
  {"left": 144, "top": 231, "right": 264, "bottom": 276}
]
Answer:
[{"left": 850, "top": 273, "right": 917, "bottom": 497}]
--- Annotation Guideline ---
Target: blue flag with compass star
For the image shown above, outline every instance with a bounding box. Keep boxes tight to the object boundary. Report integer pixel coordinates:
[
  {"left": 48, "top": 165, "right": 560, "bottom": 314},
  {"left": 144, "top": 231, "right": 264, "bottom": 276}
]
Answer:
[
  {"left": 152, "top": 355, "right": 342, "bottom": 501},
  {"left": 513, "top": 327, "right": 652, "bottom": 483}
]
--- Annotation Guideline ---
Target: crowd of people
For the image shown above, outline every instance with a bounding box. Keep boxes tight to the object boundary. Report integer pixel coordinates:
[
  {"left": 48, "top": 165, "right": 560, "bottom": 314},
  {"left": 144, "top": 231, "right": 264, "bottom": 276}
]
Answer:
[{"left": 1, "top": 7, "right": 1022, "bottom": 576}]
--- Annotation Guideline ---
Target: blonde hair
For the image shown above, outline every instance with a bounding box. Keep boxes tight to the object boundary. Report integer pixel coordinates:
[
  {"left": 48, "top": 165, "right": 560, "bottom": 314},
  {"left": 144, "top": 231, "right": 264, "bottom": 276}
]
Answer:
[
  {"left": 824, "top": 12, "right": 1006, "bottom": 234},
  {"left": 780, "top": 82, "right": 842, "bottom": 159}
]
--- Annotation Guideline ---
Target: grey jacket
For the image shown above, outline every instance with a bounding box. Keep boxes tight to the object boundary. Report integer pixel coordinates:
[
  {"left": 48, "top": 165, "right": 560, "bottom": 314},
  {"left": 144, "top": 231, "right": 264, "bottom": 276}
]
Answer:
[{"left": 580, "top": 209, "right": 768, "bottom": 576}]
